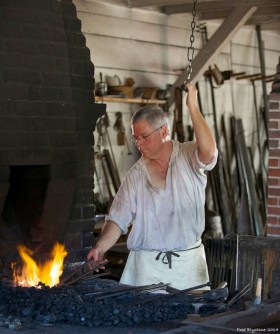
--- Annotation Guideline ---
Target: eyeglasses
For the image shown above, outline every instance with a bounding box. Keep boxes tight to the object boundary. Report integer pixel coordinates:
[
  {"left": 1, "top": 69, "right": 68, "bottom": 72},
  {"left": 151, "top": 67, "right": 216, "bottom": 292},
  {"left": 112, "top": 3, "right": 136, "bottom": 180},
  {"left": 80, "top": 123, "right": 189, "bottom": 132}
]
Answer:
[{"left": 130, "top": 125, "right": 164, "bottom": 145}]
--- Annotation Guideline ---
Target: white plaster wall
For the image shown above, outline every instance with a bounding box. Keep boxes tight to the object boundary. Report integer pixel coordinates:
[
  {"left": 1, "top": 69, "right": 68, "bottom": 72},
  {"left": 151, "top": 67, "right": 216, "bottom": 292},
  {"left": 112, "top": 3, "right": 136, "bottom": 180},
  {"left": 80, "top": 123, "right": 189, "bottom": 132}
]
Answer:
[{"left": 73, "top": 0, "right": 280, "bottom": 203}]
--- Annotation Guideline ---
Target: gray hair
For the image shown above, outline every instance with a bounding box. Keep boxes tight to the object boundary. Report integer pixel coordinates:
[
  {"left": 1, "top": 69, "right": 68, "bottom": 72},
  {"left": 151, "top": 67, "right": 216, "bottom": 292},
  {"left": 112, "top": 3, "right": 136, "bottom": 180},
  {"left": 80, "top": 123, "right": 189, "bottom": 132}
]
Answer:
[{"left": 130, "top": 105, "right": 169, "bottom": 129}]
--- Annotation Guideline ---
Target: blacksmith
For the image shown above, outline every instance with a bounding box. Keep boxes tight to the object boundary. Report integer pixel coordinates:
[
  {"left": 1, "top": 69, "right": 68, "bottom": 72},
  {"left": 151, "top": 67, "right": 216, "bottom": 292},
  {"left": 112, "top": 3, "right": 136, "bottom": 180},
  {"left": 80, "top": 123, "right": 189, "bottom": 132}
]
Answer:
[{"left": 87, "top": 83, "right": 218, "bottom": 290}]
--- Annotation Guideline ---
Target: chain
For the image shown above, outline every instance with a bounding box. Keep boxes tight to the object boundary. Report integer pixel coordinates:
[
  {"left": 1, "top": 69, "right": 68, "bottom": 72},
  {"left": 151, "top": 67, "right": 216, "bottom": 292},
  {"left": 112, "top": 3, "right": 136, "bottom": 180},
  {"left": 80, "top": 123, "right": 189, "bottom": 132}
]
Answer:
[{"left": 186, "top": 0, "right": 198, "bottom": 81}]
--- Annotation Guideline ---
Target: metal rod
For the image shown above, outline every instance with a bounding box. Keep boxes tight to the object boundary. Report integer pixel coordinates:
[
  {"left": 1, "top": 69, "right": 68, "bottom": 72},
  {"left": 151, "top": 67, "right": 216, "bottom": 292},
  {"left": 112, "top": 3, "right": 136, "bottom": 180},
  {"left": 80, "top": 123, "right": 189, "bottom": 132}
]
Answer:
[
  {"left": 61, "top": 259, "right": 109, "bottom": 285},
  {"left": 60, "top": 258, "right": 93, "bottom": 284},
  {"left": 105, "top": 127, "right": 121, "bottom": 186},
  {"left": 226, "top": 283, "right": 251, "bottom": 308},
  {"left": 256, "top": 25, "right": 269, "bottom": 139},
  {"left": 93, "top": 282, "right": 169, "bottom": 301},
  {"left": 235, "top": 234, "right": 239, "bottom": 291},
  {"left": 251, "top": 79, "right": 267, "bottom": 216},
  {"left": 141, "top": 282, "right": 211, "bottom": 304}
]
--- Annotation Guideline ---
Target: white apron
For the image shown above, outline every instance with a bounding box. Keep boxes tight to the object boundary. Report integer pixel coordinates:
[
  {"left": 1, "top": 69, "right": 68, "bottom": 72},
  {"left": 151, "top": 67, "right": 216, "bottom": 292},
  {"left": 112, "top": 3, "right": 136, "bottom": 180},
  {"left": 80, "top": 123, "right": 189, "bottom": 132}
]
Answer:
[{"left": 119, "top": 239, "right": 210, "bottom": 290}]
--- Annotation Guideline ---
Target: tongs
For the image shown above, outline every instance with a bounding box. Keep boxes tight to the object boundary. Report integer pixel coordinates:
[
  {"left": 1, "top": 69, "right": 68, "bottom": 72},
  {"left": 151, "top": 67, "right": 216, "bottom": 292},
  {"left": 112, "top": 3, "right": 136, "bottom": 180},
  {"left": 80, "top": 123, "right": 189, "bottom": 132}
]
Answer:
[{"left": 60, "top": 259, "right": 109, "bottom": 285}]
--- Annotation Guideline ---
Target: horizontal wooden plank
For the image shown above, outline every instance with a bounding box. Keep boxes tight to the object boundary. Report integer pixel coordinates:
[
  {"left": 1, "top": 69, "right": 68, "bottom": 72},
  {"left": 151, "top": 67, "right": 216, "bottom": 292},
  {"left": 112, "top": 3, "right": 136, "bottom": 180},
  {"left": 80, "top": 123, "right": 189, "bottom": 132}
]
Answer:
[
  {"left": 85, "top": 34, "right": 189, "bottom": 74},
  {"left": 95, "top": 96, "right": 166, "bottom": 104},
  {"left": 74, "top": 0, "right": 189, "bottom": 29},
  {"left": 78, "top": 12, "right": 196, "bottom": 48}
]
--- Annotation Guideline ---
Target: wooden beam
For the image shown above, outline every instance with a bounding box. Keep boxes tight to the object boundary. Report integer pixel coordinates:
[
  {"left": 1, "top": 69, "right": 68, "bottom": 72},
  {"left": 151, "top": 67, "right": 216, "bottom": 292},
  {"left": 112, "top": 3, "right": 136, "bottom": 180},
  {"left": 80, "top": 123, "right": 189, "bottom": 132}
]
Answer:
[
  {"left": 198, "top": 10, "right": 232, "bottom": 21},
  {"left": 130, "top": 0, "right": 198, "bottom": 8},
  {"left": 198, "top": 5, "right": 280, "bottom": 21},
  {"left": 167, "top": 5, "right": 257, "bottom": 106},
  {"left": 256, "top": 22, "right": 280, "bottom": 30},
  {"left": 164, "top": 1, "right": 235, "bottom": 15},
  {"left": 130, "top": 0, "right": 280, "bottom": 8},
  {"left": 164, "top": 0, "right": 280, "bottom": 15}
]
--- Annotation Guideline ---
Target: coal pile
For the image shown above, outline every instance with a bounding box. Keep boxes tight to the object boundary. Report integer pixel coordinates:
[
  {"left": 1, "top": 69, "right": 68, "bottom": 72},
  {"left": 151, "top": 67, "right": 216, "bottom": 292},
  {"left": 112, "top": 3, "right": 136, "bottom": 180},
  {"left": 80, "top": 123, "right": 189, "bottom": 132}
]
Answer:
[{"left": 0, "top": 278, "right": 196, "bottom": 330}]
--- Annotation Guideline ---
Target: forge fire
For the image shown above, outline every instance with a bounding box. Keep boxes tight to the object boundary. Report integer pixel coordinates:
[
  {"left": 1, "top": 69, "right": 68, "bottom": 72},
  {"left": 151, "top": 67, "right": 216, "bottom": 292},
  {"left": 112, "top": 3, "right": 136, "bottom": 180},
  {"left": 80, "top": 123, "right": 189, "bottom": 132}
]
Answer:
[
  {"left": 0, "top": 242, "right": 253, "bottom": 331},
  {"left": 11, "top": 243, "right": 67, "bottom": 288},
  {"left": 0, "top": 248, "right": 247, "bottom": 331}
]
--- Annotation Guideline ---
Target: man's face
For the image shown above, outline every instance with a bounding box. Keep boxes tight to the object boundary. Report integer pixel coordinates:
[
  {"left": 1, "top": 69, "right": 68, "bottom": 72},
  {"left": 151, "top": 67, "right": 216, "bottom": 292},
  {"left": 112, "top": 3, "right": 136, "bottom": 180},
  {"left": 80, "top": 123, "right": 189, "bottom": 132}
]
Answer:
[{"left": 131, "top": 120, "right": 164, "bottom": 157}]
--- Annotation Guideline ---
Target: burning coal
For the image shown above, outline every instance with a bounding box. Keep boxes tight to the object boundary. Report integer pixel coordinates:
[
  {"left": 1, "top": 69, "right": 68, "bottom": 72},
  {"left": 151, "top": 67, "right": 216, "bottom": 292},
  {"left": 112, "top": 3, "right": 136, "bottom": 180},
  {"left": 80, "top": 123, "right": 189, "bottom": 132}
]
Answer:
[{"left": 11, "top": 242, "right": 67, "bottom": 288}]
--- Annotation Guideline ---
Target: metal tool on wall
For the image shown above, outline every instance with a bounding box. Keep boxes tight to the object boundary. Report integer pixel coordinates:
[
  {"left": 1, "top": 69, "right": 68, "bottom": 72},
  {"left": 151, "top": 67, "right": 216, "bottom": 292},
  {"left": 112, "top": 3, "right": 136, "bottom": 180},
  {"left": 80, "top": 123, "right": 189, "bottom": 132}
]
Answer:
[
  {"left": 95, "top": 113, "right": 121, "bottom": 205},
  {"left": 95, "top": 72, "right": 108, "bottom": 97},
  {"left": 114, "top": 112, "right": 126, "bottom": 146},
  {"left": 234, "top": 118, "right": 264, "bottom": 236},
  {"left": 205, "top": 66, "right": 234, "bottom": 237},
  {"left": 234, "top": 72, "right": 274, "bottom": 233},
  {"left": 256, "top": 25, "right": 269, "bottom": 139},
  {"left": 113, "top": 112, "right": 132, "bottom": 155}
]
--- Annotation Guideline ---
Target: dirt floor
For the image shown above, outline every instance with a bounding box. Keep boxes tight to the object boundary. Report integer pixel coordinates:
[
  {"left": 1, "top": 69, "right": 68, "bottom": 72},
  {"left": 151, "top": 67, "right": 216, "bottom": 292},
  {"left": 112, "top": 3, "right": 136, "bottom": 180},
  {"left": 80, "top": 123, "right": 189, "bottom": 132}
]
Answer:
[
  {"left": 1, "top": 310, "right": 280, "bottom": 334},
  {"left": 0, "top": 322, "right": 175, "bottom": 334},
  {"left": 0, "top": 325, "right": 161, "bottom": 334}
]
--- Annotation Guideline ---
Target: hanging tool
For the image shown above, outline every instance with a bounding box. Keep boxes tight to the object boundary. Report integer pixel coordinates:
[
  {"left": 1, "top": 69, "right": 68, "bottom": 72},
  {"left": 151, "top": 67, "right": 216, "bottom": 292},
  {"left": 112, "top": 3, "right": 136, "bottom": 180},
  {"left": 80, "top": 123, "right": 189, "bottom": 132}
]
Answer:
[
  {"left": 124, "top": 136, "right": 132, "bottom": 155},
  {"left": 96, "top": 112, "right": 121, "bottom": 191},
  {"left": 101, "top": 154, "right": 114, "bottom": 203},
  {"left": 114, "top": 112, "right": 132, "bottom": 155},
  {"left": 181, "top": 0, "right": 198, "bottom": 92},
  {"left": 93, "top": 158, "right": 104, "bottom": 203},
  {"left": 104, "top": 125, "right": 121, "bottom": 187},
  {"left": 113, "top": 112, "right": 126, "bottom": 146},
  {"left": 103, "top": 148, "right": 121, "bottom": 193}
]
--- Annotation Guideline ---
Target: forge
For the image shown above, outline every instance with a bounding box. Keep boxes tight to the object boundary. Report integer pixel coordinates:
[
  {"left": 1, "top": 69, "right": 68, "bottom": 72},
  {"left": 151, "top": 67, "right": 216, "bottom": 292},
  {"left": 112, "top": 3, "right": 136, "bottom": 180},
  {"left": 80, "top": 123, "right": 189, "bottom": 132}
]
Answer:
[
  {"left": 0, "top": 261, "right": 242, "bottom": 332},
  {"left": 1, "top": 259, "right": 280, "bottom": 333},
  {"left": 0, "top": 0, "right": 105, "bottom": 267}
]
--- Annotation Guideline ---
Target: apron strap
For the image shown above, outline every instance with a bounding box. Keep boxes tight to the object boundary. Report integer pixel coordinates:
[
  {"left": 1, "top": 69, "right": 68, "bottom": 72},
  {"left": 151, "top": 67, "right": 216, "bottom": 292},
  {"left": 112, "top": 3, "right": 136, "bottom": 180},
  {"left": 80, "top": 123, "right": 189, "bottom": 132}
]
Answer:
[{"left": 155, "top": 251, "right": 180, "bottom": 269}]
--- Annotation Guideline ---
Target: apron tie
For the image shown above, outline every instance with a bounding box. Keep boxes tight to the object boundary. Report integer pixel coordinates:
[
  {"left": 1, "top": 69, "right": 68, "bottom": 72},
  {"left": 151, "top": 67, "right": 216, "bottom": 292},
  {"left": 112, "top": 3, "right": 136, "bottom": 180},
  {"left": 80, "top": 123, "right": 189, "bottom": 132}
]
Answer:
[{"left": 155, "top": 251, "right": 180, "bottom": 269}]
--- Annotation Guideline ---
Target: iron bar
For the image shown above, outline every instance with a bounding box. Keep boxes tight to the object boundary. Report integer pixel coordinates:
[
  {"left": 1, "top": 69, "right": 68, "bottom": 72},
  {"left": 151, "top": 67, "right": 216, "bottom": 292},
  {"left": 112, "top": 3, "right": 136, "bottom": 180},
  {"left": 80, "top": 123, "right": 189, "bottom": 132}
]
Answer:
[
  {"left": 256, "top": 25, "right": 269, "bottom": 139},
  {"left": 85, "top": 282, "right": 169, "bottom": 299},
  {"left": 140, "top": 282, "right": 211, "bottom": 304},
  {"left": 61, "top": 259, "right": 109, "bottom": 285}
]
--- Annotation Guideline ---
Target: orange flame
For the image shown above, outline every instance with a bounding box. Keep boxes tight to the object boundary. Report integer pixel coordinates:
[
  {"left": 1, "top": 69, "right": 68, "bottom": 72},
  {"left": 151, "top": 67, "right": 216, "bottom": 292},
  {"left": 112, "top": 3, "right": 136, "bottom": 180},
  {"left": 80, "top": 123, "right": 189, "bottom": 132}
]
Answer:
[{"left": 12, "top": 242, "right": 67, "bottom": 288}]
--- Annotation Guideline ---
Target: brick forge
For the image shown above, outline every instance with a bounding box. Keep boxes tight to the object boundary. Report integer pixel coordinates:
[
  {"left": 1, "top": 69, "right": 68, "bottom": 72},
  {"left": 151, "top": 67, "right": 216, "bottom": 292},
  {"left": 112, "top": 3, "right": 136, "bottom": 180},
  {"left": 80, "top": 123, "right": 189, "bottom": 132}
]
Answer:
[
  {"left": 0, "top": 0, "right": 105, "bottom": 261},
  {"left": 267, "top": 56, "right": 280, "bottom": 237}
]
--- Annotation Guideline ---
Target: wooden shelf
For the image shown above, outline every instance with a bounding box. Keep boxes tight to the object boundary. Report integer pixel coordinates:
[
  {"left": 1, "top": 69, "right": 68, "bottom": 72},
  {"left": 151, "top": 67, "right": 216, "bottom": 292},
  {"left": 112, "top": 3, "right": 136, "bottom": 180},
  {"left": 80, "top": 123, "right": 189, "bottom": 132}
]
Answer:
[{"left": 95, "top": 96, "right": 166, "bottom": 105}]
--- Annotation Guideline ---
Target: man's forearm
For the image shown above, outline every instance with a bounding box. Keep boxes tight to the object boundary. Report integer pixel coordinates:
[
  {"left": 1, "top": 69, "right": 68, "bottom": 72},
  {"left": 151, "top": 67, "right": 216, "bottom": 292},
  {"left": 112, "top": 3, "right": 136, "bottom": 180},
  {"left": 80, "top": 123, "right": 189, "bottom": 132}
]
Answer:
[
  {"left": 189, "top": 103, "right": 216, "bottom": 164},
  {"left": 96, "top": 220, "right": 122, "bottom": 252},
  {"left": 186, "top": 83, "right": 216, "bottom": 164}
]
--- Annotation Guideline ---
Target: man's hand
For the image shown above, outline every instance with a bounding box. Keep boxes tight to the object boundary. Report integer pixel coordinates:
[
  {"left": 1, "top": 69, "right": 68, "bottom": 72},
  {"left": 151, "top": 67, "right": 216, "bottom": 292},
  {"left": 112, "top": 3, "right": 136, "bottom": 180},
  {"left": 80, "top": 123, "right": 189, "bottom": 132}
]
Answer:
[
  {"left": 86, "top": 220, "right": 122, "bottom": 272},
  {"left": 87, "top": 246, "right": 107, "bottom": 272},
  {"left": 186, "top": 83, "right": 198, "bottom": 108}
]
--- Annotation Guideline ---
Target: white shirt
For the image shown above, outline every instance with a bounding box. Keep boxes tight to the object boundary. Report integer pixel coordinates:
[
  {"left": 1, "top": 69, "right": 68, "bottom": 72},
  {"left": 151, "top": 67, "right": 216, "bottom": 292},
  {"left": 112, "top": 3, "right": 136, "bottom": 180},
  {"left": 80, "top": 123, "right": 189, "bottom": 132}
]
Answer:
[{"left": 105, "top": 140, "right": 218, "bottom": 252}]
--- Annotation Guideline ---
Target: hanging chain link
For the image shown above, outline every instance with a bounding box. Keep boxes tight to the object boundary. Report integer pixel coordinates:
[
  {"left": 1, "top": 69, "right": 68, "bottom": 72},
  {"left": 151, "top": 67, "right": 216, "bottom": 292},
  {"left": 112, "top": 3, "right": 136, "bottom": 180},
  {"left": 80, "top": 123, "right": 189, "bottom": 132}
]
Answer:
[{"left": 186, "top": 0, "right": 198, "bottom": 81}]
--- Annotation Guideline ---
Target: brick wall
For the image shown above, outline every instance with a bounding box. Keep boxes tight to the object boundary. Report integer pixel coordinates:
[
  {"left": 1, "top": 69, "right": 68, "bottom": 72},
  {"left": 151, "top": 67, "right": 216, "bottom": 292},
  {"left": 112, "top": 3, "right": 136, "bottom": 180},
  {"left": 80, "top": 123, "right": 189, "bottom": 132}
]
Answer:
[
  {"left": 267, "top": 56, "right": 280, "bottom": 237},
  {"left": 0, "top": 0, "right": 105, "bottom": 258}
]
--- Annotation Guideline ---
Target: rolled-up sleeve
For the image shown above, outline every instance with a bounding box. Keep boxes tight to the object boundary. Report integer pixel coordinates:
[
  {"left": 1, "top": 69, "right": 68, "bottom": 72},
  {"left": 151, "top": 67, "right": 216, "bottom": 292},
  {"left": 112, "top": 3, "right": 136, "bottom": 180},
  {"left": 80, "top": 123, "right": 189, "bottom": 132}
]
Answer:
[
  {"left": 105, "top": 173, "right": 136, "bottom": 235},
  {"left": 189, "top": 142, "right": 218, "bottom": 173}
]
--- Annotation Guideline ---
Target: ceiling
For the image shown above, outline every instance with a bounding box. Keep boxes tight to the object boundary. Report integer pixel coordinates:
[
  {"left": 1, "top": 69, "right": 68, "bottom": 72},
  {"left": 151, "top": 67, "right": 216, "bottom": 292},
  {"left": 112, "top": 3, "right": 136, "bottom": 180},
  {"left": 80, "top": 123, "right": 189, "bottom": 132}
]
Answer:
[
  {"left": 127, "top": 0, "right": 280, "bottom": 31},
  {"left": 105, "top": 0, "right": 280, "bottom": 104}
]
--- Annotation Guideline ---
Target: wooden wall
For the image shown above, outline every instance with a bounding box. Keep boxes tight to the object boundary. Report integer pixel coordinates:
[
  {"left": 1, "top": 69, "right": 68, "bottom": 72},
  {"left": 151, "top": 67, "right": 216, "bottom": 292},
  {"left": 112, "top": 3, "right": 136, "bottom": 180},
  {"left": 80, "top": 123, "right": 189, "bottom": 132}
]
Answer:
[{"left": 73, "top": 0, "right": 280, "bottom": 224}]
